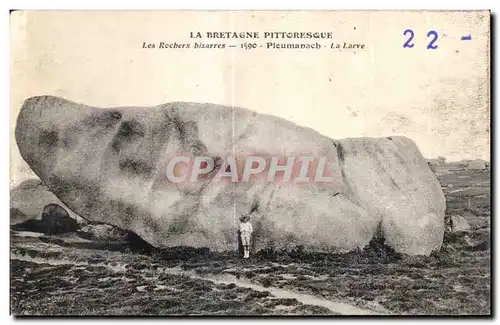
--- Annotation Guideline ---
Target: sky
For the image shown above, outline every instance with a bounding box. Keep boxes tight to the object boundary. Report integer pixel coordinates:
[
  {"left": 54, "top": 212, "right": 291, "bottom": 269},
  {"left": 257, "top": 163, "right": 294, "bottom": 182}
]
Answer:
[{"left": 10, "top": 11, "right": 490, "bottom": 188}]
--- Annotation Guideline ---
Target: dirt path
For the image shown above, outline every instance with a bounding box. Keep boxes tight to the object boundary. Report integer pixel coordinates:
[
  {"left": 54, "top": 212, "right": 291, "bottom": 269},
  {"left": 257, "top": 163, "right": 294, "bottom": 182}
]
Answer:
[
  {"left": 158, "top": 266, "right": 388, "bottom": 315},
  {"left": 11, "top": 254, "right": 386, "bottom": 315}
]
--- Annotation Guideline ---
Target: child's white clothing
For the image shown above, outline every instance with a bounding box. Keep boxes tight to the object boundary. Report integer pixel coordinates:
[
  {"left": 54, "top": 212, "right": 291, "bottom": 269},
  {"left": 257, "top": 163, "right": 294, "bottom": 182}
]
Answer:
[
  {"left": 240, "top": 222, "right": 253, "bottom": 235},
  {"left": 240, "top": 221, "right": 253, "bottom": 251}
]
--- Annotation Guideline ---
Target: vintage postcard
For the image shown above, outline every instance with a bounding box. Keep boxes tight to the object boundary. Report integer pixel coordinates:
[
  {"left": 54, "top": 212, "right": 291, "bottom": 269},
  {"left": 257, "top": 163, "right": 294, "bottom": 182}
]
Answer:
[{"left": 10, "top": 10, "right": 490, "bottom": 316}]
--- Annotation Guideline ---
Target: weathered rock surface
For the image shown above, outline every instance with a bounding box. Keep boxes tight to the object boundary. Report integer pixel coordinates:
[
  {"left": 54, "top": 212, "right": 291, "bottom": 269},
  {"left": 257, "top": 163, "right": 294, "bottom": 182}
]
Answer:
[
  {"left": 76, "top": 223, "right": 129, "bottom": 243},
  {"left": 10, "top": 208, "right": 28, "bottom": 225},
  {"left": 76, "top": 222, "right": 156, "bottom": 253},
  {"left": 15, "top": 96, "right": 446, "bottom": 255}
]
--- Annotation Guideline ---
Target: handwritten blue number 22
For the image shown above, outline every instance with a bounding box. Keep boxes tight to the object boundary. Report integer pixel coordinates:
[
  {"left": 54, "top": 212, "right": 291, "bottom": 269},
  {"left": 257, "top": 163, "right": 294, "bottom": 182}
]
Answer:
[{"left": 403, "top": 29, "right": 438, "bottom": 50}]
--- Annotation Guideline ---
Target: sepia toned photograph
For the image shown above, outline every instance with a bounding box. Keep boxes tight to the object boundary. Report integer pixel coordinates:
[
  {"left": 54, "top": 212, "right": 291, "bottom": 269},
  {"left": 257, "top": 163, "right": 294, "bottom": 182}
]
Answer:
[{"left": 9, "top": 10, "right": 491, "bottom": 316}]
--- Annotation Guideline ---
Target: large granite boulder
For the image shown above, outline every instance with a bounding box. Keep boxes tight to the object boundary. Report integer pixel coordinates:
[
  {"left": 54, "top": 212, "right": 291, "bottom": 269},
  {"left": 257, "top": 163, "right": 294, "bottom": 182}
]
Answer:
[{"left": 15, "top": 96, "right": 446, "bottom": 255}]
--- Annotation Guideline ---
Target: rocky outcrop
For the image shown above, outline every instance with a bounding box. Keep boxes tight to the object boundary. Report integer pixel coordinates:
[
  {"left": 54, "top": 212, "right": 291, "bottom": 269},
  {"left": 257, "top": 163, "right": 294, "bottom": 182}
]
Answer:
[
  {"left": 75, "top": 222, "right": 155, "bottom": 253},
  {"left": 10, "top": 178, "right": 83, "bottom": 224},
  {"left": 12, "top": 203, "right": 78, "bottom": 234}
]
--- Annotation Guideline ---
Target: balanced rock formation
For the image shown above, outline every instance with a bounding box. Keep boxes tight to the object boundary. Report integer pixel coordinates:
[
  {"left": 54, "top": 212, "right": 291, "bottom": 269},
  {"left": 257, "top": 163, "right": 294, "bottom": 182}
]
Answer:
[{"left": 15, "top": 96, "right": 446, "bottom": 255}]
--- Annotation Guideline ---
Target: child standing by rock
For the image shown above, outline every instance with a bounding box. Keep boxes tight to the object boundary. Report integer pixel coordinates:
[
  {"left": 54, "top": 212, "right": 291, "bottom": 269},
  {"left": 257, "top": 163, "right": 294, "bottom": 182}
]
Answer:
[{"left": 239, "top": 215, "right": 253, "bottom": 259}]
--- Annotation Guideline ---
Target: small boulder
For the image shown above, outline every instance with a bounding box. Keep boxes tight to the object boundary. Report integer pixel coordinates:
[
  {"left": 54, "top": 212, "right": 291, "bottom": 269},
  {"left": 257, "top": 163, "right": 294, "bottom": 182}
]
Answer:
[
  {"left": 76, "top": 223, "right": 129, "bottom": 243},
  {"left": 41, "top": 204, "right": 78, "bottom": 234},
  {"left": 76, "top": 222, "right": 155, "bottom": 253},
  {"left": 448, "top": 215, "right": 471, "bottom": 233}
]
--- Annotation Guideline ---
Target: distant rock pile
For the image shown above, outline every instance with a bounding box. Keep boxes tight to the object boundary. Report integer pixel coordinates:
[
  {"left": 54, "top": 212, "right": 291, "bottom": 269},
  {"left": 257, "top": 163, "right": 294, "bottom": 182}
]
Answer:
[
  {"left": 12, "top": 203, "right": 78, "bottom": 234},
  {"left": 10, "top": 180, "right": 154, "bottom": 252},
  {"left": 10, "top": 179, "right": 83, "bottom": 224},
  {"left": 466, "top": 159, "right": 487, "bottom": 170}
]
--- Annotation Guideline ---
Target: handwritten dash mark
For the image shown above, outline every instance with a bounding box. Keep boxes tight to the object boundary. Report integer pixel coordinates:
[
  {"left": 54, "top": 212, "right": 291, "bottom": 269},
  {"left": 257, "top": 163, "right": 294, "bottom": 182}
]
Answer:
[{"left": 461, "top": 35, "right": 472, "bottom": 41}]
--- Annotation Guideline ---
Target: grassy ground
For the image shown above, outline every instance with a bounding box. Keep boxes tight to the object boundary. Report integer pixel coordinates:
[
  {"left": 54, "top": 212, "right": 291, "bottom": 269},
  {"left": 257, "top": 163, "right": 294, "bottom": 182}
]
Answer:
[{"left": 10, "top": 168, "right": 490, "bottom": 316}]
